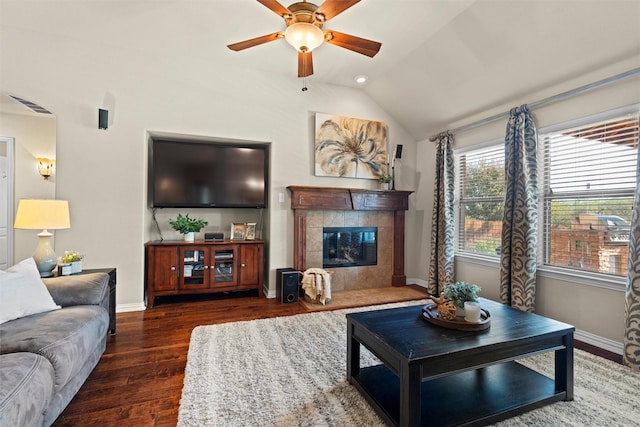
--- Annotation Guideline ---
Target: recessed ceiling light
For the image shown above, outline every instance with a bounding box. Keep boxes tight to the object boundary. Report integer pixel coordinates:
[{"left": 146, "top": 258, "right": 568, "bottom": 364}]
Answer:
[{"left": 354, "top": 75, "right": 368, "bottom": 84}]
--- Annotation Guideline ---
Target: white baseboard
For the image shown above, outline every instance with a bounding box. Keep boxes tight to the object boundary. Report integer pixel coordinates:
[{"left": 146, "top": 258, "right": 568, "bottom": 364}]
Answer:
[
  {"left": 574, "top": 329, "right": 623, "bottom": 355},
  {"left": 116, "top": 302, "right": 146, "bottom": 313},
  {"left": 265, "top": 287, "right": 276, "bottom": 299}
]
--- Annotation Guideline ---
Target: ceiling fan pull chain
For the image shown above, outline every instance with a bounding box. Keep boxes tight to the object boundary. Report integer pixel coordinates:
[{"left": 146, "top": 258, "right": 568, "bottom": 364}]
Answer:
[{"left": 301, "top": 50, "right": 309, "bottom": 91}]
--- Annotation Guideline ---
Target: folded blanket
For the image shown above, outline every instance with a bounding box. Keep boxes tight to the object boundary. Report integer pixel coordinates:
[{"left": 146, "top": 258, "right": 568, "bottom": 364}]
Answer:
[{"left": 301, "top": 268, "right": 332, "bottom": 305}]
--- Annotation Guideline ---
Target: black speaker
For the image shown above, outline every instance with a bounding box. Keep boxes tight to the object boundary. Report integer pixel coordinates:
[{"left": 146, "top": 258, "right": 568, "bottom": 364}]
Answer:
[
  {"left": 394, "top": 144, "right": 403, "bottom": 159},
  {"left": 276, "top": 268, "right": 299, "bottom": 304},
  {"left": 98, "top": 109, "right": 108, "bottom": 130},
  {"left": 204, "top": 232, "right": 224, "bottom": 241}
]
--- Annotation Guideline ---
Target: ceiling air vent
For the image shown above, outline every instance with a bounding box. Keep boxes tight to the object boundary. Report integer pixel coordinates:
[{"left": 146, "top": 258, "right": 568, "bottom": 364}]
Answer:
[{"left": 9, "top": 95, "right": 52, "bottom": 114}]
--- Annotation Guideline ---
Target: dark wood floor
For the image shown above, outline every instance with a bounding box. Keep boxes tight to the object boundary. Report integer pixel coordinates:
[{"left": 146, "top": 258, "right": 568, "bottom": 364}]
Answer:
[
  {"left": 52, "top": 291, "right": 315, "bottom": 426},
  {"left": 52, "top": 288, "right": 621, "bottom": 426}
]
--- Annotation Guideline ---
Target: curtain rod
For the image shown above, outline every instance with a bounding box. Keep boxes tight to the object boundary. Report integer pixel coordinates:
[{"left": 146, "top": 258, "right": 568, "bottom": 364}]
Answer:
[{"left": 428, "top": 67, "right": 640, "bottom": 142}]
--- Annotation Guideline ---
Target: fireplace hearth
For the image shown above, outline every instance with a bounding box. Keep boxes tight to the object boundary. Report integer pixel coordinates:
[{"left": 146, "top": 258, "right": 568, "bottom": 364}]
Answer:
[{"left": 323, "top": 227, "right": 377, "bottom": 268}]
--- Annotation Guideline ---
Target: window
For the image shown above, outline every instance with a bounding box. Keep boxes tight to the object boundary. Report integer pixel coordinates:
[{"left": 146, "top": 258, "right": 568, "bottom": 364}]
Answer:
[
  {"left": 455, "top": 108, "right": 638, "bottom": 279},
  {"left": 456, "top": 143, "right": 505, "bottom": 256},
  {"left": 541, "top": 112, "right": 638, "bottom": 276}
]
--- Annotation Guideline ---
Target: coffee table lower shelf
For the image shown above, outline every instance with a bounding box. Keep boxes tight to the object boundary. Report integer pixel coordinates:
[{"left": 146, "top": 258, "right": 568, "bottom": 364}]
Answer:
[{"left": 352, "top": 360, "right": 566, "bottom": 426}]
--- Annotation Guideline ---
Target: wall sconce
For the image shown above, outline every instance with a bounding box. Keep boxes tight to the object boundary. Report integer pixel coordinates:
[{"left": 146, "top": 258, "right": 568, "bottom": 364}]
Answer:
[{"left": 37, "top": 157, "right": 55, "bottom": 180}]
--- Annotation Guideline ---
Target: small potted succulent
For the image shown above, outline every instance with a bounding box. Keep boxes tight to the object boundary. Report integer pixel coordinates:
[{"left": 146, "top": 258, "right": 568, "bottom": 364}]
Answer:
[
  {"left": 442, "top": 281, "right": 481, "bottom": 316},
  {"left": 60, "top": 251, "right": 84, "bottom": 274},
  {"left": 169, "top": 213, "right": 208, "bottom": 242},
  {"left": 378, "top": 173, "right": 392, "bottom": 189}
]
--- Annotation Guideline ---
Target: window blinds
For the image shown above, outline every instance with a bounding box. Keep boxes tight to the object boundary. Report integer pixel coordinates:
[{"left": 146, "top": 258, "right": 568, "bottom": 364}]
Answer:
[
  {"left": 457, "top": 144, "right": 505, "bottom": 254},
  {"left": 541, "top": 112, "right": 638, "bottom": 274}
]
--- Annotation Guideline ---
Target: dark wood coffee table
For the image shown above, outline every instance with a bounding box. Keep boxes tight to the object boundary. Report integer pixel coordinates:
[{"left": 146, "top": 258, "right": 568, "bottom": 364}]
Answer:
[{"left": 346, "top": 298, "right": 574, "bottom": 427}]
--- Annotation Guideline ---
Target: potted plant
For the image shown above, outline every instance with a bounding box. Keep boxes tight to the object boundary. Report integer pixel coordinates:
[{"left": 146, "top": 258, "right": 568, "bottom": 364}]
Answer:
[
  {"left": 169, "top": 213, "right": 208, "bottom": 242},
  {"left": 442, "top": 281, "right": 481, "bottom": 316},
  {"left": 378, "top": 173, "right": 392, "bottom": 189},
  {"left": 60, "top": 251, "right": 84, "bottom": 274}
]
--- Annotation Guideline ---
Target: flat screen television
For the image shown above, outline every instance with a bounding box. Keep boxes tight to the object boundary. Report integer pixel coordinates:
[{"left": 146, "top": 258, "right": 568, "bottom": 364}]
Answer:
[{"left": 149, "top": 139, "right": 269, "bottom": 208}]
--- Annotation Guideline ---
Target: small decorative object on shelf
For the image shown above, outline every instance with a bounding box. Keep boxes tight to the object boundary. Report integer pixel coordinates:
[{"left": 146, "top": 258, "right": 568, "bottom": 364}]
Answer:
[
  {"left": 245, "top": 222, "right": 257, "bottom": 240},
  {"left": 421, "top": 302, "right": 491, "bottom": 331},
  {"left": 464, "top": 301, "right": 482, "bottom": 323},
  {"left": 424, "top": 281, "right": 488, "bottom": 330},
  {"left": 60, "top": 251, "right": 84, "bottom": 274},
  {"left": 231, "top": 222, "right": 245, "bottom": 240},
  {"left": 169, "top": 213, "right": 208, "bottom": 242},
  {"left": 441, "top": 281, "right": 481, "bottom": 317},
  {"left": 428, "top": 294, "right": 457, "bottom": 321},
  {"left": 377, "top": 172, "right": 392, "bottom": 190}
]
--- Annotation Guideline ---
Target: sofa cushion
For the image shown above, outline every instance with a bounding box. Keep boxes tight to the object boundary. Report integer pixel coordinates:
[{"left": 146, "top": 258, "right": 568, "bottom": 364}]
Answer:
[
  {"left": 0, "top": 258, "right": 60, "bottom": 325},
  {"left": 0, "top": 306, "right": 108, "bottom": 390},
  {"left": 0, "top": 352, "right": 55, "bottom": 427},
  {"left": 43, "top": 272, "right": 109, "bottom": 308}
]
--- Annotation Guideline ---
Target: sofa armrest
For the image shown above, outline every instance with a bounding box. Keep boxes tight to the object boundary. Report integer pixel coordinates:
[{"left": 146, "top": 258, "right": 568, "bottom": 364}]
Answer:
[{"left": 42, "top": 273, "right": 109, "bottom": 309}]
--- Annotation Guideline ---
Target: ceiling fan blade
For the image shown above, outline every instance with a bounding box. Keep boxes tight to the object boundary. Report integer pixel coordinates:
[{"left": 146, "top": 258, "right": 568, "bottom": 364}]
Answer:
[
  {"left": 324, "top": 30, "right": 381, "bottom": 57},
  {"left": 315, "top": 0, "right": 361, "bottom": 21},
  {"left": 298, "top": 51, "right": 314, "bottom": 77},
  {"left": 257, "top": 0, "right": 291, "bottom": 18},
  {"left": 227, "top": 32, "right": 284, "bottom": 51}
]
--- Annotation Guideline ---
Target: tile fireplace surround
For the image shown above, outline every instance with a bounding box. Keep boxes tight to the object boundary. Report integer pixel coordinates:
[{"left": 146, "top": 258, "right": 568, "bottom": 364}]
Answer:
[{"left": 287, "top": 186, "right": 413, "bottom": 290}]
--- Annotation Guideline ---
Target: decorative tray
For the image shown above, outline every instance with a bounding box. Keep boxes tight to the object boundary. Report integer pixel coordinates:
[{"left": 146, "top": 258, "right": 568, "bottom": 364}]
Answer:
[{"left": 421, "top": 303, "right": 491, "bottom": 331}]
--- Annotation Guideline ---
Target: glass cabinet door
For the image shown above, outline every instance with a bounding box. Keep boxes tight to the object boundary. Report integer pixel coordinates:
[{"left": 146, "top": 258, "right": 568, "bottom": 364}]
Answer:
[
  {"left": 211, "top": 246, "right": 237, "bottom": 286},
  {"left": 180, "top": 247, "right": 209, "bottom": 289}
]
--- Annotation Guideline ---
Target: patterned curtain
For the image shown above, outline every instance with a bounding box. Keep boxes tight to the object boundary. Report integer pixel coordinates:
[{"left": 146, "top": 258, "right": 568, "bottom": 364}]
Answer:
[
  {"left": 624, "top": 143, "right": 640, "bottom": 370},
  {"left": 428, "top": 132, "right": 455, "bottom": 296},
  {"left": 500, "top": 105, "right": 538, "bottom": 312}
]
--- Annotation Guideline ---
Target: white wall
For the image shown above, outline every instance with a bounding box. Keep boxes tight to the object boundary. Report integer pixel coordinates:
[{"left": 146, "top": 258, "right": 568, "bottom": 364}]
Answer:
[
  {"left": 413, "top": 57, "right": 640, "bottom": 350},
  {"left": 0, "top": 112, "right": 56, "bottom": 261},
  {"left": 0, "top": 27, "right": 417, "bottom": 310}
]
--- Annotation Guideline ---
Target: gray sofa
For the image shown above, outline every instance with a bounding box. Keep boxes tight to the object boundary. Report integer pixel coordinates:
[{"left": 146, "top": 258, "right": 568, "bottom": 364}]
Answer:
[{"left": 0, "top": 273, "right": 110, "bottom": 426}]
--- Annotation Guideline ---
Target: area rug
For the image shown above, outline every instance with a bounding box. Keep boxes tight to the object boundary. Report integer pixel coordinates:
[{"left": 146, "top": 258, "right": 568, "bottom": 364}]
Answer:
[{"left": 178, "top": 301, "right": 640, "bottom": 426}]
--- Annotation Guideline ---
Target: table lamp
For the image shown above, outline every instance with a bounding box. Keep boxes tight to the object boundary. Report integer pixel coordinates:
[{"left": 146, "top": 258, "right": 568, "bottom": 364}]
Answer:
[{"left": 14, "top": 199, "right": 71, "bottom": 277}]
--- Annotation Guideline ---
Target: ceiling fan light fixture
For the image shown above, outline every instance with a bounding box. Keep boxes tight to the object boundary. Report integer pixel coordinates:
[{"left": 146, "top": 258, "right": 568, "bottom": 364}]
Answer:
[{"left": 284, "top": 22, "right": 324, "bottom": 52}]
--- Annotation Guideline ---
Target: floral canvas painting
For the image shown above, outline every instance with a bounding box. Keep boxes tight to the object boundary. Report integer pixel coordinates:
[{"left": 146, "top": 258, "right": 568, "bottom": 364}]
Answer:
[{"left": 315, "top": 113, "right": 388, "bottom": 179}]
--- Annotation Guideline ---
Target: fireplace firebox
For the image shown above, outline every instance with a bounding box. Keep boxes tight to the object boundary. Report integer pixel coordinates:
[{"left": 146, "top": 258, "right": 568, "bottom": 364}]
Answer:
[{"left": 322, "top": 227, "right": 377, "bottom": 268}]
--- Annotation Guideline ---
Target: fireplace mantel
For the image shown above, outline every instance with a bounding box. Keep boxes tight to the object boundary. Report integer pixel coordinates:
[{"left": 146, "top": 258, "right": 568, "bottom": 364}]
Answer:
[{"left": 287, "top": 186, "right": 413, "bottom": 286}]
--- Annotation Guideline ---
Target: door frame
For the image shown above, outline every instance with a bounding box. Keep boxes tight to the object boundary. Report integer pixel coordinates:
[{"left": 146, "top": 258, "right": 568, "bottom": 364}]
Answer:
[{"left": 0, "top": 136, "right": 14, "bottom": 268}]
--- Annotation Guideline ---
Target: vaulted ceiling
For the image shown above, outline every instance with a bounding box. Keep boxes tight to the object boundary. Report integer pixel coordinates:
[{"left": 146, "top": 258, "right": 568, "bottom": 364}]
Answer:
[{"left": 1, "top": 0, "right": 639, "bottom": 140}]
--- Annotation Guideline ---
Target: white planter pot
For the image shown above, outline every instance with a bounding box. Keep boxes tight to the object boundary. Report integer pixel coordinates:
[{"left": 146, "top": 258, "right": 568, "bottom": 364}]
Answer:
[
  {"left": 184, "top": 232, "right": 195, "bottom": 242},
  {"left": 59, "top": 263, "right": 72, "bottom": 276},
  {"left": 70, "top": 261, "right": 82, "bottom": 274}
]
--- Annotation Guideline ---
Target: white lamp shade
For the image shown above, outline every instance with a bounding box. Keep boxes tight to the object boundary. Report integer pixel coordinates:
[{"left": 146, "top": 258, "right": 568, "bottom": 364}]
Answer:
[
  {"left": 14, "top": 199, "right": 71, "bottom": 230},
  {"left": 284, "top": 23, "right": 324, "bottom": 52}
]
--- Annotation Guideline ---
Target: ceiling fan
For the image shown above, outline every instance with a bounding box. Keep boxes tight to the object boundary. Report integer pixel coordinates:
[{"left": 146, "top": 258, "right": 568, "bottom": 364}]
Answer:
[{"left": 227, "top": 0, "right": 382, "bottom": 78}]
